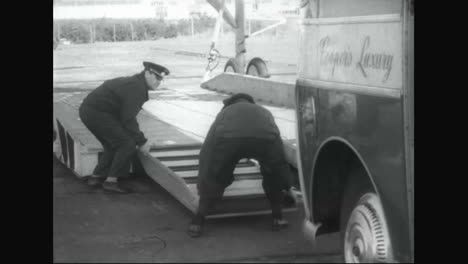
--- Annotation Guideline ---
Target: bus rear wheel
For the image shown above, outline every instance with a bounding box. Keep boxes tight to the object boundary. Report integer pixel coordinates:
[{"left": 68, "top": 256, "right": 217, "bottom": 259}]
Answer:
[{"left": 341, "top": 191, "right": 392, "bottom": 263}]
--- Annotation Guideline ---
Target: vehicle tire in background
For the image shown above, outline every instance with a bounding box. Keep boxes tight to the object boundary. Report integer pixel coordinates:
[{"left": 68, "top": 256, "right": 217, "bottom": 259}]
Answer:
[
  {"left": 224, "top": 58, "right": 242, "bottom": 73},
  {"left": 246, "top": 57, "right": 270, "bottom": 78}
]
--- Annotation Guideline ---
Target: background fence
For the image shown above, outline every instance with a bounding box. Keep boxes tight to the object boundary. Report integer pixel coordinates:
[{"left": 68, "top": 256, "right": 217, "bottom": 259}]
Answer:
[{"left": 53, "top": 16, "right": 275, "bottom": 46}]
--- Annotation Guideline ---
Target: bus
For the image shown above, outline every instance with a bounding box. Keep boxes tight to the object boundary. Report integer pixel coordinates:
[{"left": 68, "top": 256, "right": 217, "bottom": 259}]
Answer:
[{"left": 295, "top": 0, "right": 414, "bottom": 262}]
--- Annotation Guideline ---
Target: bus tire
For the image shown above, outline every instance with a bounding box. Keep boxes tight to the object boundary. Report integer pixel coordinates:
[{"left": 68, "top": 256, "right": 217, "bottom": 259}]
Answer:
[
  {"left": 340, "top": 176, "right": 392, "bottom": 263},
  {"left": 246, "top": 57, "right": 270, "bottom": 78}
]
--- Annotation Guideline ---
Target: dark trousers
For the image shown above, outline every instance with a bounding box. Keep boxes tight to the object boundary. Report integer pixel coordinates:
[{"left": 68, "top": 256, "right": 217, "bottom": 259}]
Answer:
[
  {"left": 79, "top": 105, "right": 136, "bottom": 179},
  {"left": 196, "top": 136, "right": 292, "bottom": 218}
]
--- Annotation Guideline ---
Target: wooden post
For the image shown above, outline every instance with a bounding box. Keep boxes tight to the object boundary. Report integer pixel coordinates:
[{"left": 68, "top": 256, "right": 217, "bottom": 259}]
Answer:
[
  {"left": 113, "top": 23, "right": 116, "bottom": 42},
  {"left": 191, "top": 16, "right": 194, "bottom": 38},
  {"left": 89, "top": 24, "right": 93, "bottom": 43},
  {"left": 130, "top": 22, "right": 134, "bottom": 41}
]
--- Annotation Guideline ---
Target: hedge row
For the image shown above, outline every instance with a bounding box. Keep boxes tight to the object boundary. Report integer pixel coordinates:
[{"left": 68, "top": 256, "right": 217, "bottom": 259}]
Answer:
[
  {"left": 53, "top": 17, "right": 277, "bottom": 45},
  {"left": 54, "top": 16, "right": 216, "bottom": 43}
]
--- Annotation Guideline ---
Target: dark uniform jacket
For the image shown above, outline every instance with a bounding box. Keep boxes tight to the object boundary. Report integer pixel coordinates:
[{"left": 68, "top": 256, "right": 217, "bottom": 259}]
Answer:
[
  {"left": 80, "top": 72, "right": 149, "bottom": 146},
  {"left": 211, "top": 101, "right": 280, "bottom": 139},
  {"left": 197, "top": 99, "right": 288, "bottom": 195}
]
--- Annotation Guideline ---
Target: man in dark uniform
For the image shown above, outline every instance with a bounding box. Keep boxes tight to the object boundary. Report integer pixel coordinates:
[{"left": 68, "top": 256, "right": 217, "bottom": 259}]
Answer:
[
  {"left": 188, "top": 93, "right": 295, "bottom": 237},
  {"left": 78, "top": 61, "right": 169, "bottom": 193}
]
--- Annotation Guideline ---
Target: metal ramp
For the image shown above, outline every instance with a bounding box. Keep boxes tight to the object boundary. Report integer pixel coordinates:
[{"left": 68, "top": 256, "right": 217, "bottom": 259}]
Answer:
[
  {"left": 140, "top": 143, "right": 297, "bottom": 218},
  {"left": 54, "top": 92, "right": 297, "bottom": 219}
]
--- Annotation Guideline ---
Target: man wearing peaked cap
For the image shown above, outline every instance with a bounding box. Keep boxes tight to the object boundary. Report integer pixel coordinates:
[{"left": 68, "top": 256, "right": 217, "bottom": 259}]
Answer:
[
  {"left": 78, "top": 61, "right": 169, "bottom": 193},
  {"left": 143, "top": 61, "right": 170, "bottom": 78},
  {"left": 188, "top": 93, "right": 295, "bottom": 237}
]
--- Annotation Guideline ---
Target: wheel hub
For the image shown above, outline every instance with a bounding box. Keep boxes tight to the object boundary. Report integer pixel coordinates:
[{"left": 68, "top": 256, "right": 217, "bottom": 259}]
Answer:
[
  {"left": 352, "top": 240, "right": 363, "bottom": 257},
  {"left": 344, "top": 193, "right": 391, "bottom": 263}
]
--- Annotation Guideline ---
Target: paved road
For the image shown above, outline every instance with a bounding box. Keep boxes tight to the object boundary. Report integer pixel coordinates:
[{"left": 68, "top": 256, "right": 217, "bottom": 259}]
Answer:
[
  {"left": 53, "top": 39, "right": 342, "bottom": 262},
  {"left": 53, "top": 39, "right": 298, "bottom": 91},
  {"left": 53, "top": 154, "right": 342, "bottom": 263}
]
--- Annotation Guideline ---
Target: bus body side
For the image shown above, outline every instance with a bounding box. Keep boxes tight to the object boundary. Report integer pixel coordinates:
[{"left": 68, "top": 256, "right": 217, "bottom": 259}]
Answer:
[{"left": 295, "top": 0, "right": 413, "bottom": 262}]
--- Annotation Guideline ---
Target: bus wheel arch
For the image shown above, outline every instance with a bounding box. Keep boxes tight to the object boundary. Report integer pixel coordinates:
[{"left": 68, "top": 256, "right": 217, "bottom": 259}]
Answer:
[
  {"left": 310, "top": 138, "right": 393, "bottom": 262},
  {"left": 310, "top": 138, "right": 377, "bottom": 234}
]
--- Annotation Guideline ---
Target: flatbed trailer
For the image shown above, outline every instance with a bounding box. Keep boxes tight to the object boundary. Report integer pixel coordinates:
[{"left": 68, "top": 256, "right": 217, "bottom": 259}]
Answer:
[{"left": 53, "top": 85, "right": 300, "bottom": 219}]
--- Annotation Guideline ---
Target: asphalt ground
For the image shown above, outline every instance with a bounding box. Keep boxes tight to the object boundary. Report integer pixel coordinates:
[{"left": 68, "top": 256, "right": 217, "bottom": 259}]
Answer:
[
  {"left": 53, "top": 34, "right": 342, "bottom": 262},
  {"left": 53, "top": 154, "right": 342, "bottom": 263}
]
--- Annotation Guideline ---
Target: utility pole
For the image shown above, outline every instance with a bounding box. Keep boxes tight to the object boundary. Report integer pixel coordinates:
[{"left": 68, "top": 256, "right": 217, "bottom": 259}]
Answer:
[
  {"left": 130, "top": 22, "right": 135, "bottom": 41},
  {"left": 191, "top": 15, "right": 194, "bottom": 38},
  {"left": 57, "top": 22, "right": 61, "bottom": 40},
  {"left": 113, "top": 23, "right": 116, "bottom": 42},
  {"left": 89, "top": 24, "right": 93, "bottom": 43}
]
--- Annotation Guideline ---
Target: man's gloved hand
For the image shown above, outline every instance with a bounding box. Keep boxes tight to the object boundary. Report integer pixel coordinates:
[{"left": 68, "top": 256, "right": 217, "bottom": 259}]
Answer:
[
  {"left": 139, "top": 141, "right": 152, "bottom": 156},
  {"left": 283, "top": 187, "right": 298, "bottom": 206}
]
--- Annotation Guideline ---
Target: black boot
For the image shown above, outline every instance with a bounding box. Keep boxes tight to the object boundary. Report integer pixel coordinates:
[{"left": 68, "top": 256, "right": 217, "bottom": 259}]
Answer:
[
  {"left": 188, "top": 213, "right": 205, "bottom": 238},
  {"left": 102, "top": 181, "right": 130, "bottom": 194},
  {"left": 272, "top": 218, "right": 289, "bottom": 231},
  {"left": 283, "top": 187, "right": 298, "bottom": 207}
]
